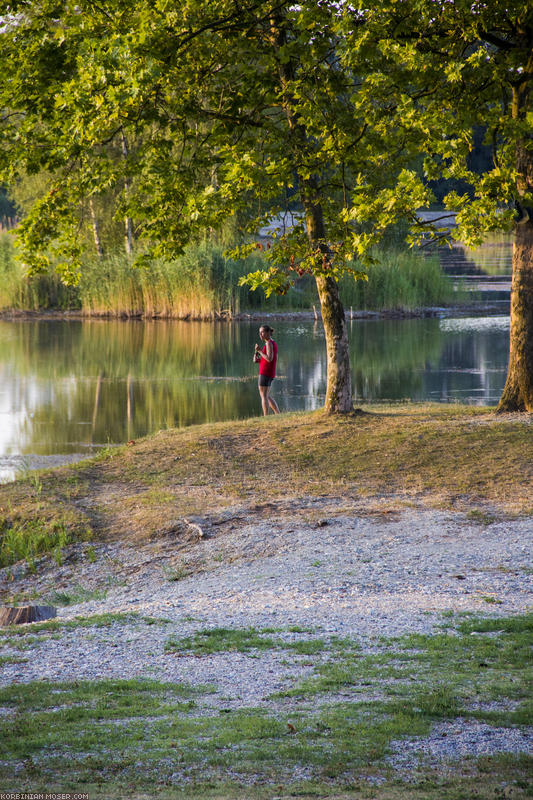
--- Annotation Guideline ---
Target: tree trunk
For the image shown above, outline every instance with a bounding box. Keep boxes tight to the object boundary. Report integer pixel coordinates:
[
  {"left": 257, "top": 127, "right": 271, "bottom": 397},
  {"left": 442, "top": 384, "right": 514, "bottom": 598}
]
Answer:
[
  {"left": 0, "top": 605, "right": 56, "bottom": 625},
  {"left": 315, "top": 273, "right": 353, "bottom": 412},
  {"left": 303, "top": 196, "right": 353, "bottom": 413},
  {"left": 497, "top": 79, "right": 533, "bottom": 412},
  {"left": 497, "top": 219, "right": 533, "bottom": 411},
  {"left": 89, "top": 198, "right": 104, "bottom": 258},
  {"left": 272, "top": 14, "right": 352, "bottom": 413},
  {"left": 121, "top": 131, "right": 134, "bottom": 256}
]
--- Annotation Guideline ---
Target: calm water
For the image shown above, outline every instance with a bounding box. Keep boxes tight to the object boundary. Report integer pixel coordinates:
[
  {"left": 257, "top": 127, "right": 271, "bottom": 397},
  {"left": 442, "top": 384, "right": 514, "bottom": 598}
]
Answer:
[{"left": 0, "top": 315, "right": 511, "bottom": 480}]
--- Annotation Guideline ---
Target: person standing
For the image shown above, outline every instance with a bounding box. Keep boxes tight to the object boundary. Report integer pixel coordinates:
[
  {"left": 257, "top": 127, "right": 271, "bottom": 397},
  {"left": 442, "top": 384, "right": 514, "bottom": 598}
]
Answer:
[{"left": 254, "top": 324, "right": 280, "bottom": 415}]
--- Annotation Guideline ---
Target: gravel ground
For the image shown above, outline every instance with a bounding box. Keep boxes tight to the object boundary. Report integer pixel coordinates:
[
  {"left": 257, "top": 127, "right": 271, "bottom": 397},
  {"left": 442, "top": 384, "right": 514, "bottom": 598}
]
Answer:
[
  {"left": 387, "top": 719, "right": 533, "bottom": 772},
  {"left": 1, "top": 505, "right": 532, "bottom": 769}
]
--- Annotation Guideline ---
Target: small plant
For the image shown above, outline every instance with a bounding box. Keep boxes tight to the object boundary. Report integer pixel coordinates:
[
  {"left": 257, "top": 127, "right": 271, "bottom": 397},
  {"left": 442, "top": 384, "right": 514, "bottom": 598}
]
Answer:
[
  {"left": 479, "top": 594, "right": 504, "bottom": 605},
  {"left": 95, "top": 440, "right": 117, "bottom": 460},
  {"left": 163, "top": 564, "right": 189, "bottom": 582},
  {"left": 85, "top": 546, "right": 97, "bottom": 563},
  {"left": 46, "top": 585, "right": 108, "bottom": 607},
  {"left": 0, "top": 513, "right": 91, "bottom": 570},
  {"left": 466, "top": 509, "right": 499, "bottom": 526}
]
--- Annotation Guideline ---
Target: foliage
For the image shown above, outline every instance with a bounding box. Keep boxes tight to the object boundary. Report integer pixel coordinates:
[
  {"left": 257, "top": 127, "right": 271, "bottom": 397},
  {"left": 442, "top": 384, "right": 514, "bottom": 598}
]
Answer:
[
  {"left": 0, "top": 1, "right": 443, "bottom": 287},
  {"left": 0, "top": 517, "right": 74, "bottom": 570},
  {"left": 0, "top": 3, "right": 530, "bottom": 272},
  {"left": 340, "top": 1, "right": 532, "bottom": 243},
  {"left": 0, "top": 185, "right": 16, "bottom": 217},
  {"left": 0, "top": 233, "right": 79, "bottom": 309}
]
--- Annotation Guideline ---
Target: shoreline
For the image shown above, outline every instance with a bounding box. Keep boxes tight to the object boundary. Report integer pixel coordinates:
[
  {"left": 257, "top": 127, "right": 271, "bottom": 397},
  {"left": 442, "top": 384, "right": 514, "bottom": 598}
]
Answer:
[{"left": 0, "top": 301, "right": 509, "bottom": 323}]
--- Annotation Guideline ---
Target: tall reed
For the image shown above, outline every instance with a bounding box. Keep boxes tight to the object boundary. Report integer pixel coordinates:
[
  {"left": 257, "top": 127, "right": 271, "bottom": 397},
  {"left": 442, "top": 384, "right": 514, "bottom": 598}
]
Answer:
[
  {"left": 79, "top": 245, "right": 243, "bottom": 318},
  {"left": 340, "top": 250, "right": 455, "bottom": 310},
  {"left": 78, "top": 244, "right": 316, "bottom": 317},
  {"left": 0, "top": 233, "right": 78, "bottom": 310}
]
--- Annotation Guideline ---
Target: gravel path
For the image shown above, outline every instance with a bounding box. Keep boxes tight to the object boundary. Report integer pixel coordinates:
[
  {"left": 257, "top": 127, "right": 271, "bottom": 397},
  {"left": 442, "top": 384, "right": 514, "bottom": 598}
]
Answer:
[{"left": 1, "top": 505, "right": 532, "bottom": 769}]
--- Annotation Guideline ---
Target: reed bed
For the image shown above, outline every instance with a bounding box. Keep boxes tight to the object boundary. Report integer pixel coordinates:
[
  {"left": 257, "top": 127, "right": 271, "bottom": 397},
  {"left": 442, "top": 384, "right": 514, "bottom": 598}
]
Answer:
[
  {"left": 0, "top": 236, "right": 457, "bottom": 316},
  {"left": 78, "top": 245, "right": 272, "bottom": 318},
  {"left": 339, "top": 249, "right": 455, "bottom": 310},
  {"left": 0, "top": 233, "right": 78, "bottom": 310}
]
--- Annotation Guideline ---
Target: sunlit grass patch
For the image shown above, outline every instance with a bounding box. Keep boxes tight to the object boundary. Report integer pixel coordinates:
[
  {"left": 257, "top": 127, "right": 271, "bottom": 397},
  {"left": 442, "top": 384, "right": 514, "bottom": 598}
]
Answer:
[
  {"left": 0, "top": 517, "right": 87, "bottom": 571},
  {"left": 0, "top": 612, "right": 171, "bottom": 643},
  {"left": 164, "top": 626, "right": 327, "bottom": 657}
]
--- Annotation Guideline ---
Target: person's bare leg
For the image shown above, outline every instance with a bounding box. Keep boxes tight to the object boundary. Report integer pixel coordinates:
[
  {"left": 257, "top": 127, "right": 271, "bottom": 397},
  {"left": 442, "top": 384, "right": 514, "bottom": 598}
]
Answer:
[
  {"left": 268, "top": 393, "right": 280, "bottom": 414},
  {"left": 259, "top": 386, "right": 270, "bottom": 415}
]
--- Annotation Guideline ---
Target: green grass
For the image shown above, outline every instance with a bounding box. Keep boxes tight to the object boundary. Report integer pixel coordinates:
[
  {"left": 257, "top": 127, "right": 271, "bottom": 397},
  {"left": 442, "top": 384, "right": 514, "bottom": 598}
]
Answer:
[
  {"left": 0, "top": 612, "right": 171, "bottom": 641},
  {"left": 0, "top": 653, "right": 28, "bottom": 665},
  {"left": 164, "top": 627, "right": 326, "bottom": 656},
  {"left": 0, "top": 516, "right": 85, "bottom": 571},
  {"left": 44, "top": 584, "right": 109, "bottom": 606},
  {"left": 465, "top": 508, "right": 500, "bottom": 526},
  {"left": 339, "top": 248, "right": 456, "bottom": 310},
  {"left": 0, "top": 614, "right": 531, "bottom": 798}
]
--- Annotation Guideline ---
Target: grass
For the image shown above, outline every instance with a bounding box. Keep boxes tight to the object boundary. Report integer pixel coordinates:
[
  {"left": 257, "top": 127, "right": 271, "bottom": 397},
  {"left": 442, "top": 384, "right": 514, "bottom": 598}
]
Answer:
[
  {"left": 0, "top": 613, "right": 531, "bottom": 798},
  {"left": 0, "top": 516, "right": 89, "bottom": 571},
  {"left": 0, "top": 404, "right": 530, "bottom": 572},
  {"left": 44, "top": 584, "right": 108, "bottom": 606},
  {"left": 339, "top": 248, "right": 456, "bottom": 310},
  {"left": 164, "top": 627, "right": 325, "bottom": 656},
  {"left": 0, "top": 612, "right": 170, "bottom": 641}
]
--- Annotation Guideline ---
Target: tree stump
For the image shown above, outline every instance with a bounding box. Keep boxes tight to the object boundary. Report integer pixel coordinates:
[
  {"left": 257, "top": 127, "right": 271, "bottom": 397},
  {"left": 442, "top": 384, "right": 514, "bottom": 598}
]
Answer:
[{"left": 0, "top": 606, "right": 57, "bottom": 626}]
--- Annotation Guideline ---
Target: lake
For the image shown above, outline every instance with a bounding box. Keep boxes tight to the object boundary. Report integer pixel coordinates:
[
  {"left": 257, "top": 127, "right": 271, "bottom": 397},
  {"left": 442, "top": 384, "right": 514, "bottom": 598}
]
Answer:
[{"left": 0, "top": 313, "right": 511, "bottom": 481}]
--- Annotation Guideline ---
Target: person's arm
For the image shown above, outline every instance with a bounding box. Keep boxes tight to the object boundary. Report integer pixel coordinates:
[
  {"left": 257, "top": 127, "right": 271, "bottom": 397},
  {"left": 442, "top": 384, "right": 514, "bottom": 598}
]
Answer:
[{"left": 259, "top": 340, "right": 273, "bottom": 362}]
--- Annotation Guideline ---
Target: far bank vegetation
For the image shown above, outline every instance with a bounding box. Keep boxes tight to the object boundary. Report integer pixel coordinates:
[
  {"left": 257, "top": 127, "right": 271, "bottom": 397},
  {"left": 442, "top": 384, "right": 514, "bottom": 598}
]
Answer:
[{"left": 0, "top": 231, "right": 455, "bottom": 318}]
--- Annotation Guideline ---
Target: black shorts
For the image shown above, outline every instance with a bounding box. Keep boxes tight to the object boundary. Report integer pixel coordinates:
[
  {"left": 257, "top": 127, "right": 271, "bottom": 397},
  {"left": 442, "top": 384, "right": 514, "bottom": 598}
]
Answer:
[{"left": 258, "top": 374, "right": 274, "bottom": 387}]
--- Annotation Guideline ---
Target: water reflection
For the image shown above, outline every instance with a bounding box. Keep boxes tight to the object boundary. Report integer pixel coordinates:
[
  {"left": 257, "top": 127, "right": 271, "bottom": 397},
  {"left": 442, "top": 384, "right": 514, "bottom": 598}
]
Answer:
[
  {"left": 431, "top": 232, "right": 513, "bottom": 277},
  {"left": 0, "top": 316, "right": 510, "bottom": 477}
]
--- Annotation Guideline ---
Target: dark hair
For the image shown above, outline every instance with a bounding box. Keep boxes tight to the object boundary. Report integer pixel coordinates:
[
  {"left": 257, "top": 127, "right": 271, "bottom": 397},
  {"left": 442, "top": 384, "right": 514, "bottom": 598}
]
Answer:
[{"left": 260, "top": 324, "right": 274, "bottom": 333}]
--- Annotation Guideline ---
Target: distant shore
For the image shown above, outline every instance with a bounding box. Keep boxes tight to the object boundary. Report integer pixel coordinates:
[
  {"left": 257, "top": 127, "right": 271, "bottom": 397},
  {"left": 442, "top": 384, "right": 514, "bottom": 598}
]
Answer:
[{"left": 0, "top": 301, "right": 509, "bottom": 323}]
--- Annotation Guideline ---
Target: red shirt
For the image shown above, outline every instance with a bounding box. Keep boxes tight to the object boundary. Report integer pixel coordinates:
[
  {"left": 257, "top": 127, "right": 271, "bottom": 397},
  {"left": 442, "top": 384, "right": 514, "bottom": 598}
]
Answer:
[{"left": 259, "top": 339, "right": 277, "bottom": 378}]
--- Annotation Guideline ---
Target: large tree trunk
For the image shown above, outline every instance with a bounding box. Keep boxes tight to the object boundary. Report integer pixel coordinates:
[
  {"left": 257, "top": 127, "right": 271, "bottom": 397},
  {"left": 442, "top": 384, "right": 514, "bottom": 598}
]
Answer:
[
  {"left": 497, "top": 79, "right": 533, "bottom": 412},
  {"left": 304, "top": 196, "right": 353, "bottom": 413},
  {"left": 497, "top": 219, "right": 533, "bottom": 411},
  {"left": 315, "top": 273, "right": 353, "bottom": 412}
]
